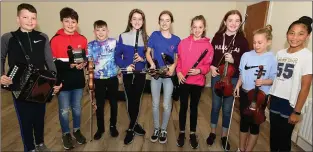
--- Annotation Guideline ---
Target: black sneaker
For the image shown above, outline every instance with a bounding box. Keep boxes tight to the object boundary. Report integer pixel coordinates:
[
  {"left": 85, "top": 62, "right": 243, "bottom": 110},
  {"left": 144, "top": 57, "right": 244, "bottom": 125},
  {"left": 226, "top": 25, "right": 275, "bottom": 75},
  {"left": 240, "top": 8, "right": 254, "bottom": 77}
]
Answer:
[
  {"left": 73, "top": 129, "right": 87, "bottom": 144},
  {"left": 206, "top": 133, "right": 216, "bottom": 146},
  {"left": 221, "top": 136, "right": 230, "bottom": 151},
  {"left": 190, "top": 133, "right": 199, "bottom": 149},
  {"left": 134, "top": 123, "right": 146, "bottom": 136},
  {"left": 124, "top": 129, "right": 135, "bottom": 145},
  {"left": 93, "top": 130, "right": 104, "bottom": 140},
  {"left": 176, "top": 132, "right": 185, "bottom": 147},
  {"left": 150, "top": 128, "right": 160, "bottom": 143},
  {"left": 159, "top": 130, "right": 167, "bottom": 144},
  {"left": 61, "top": 133, "right": 74, "bottom": 150},
  {"left": 110, "top": 126, "right": 119, "bottom": 137}
]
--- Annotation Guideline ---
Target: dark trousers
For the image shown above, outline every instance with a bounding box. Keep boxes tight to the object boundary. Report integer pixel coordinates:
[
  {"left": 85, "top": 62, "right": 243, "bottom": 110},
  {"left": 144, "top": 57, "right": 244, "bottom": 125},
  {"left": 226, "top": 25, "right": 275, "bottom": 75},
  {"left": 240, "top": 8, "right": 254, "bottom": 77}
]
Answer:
[
  {"left": 94, "top": 76, "right": 119, "bottom": 132},
  {"left": 123, "top": 73, "right": 146, "bottom": 129},
  {"left": 13, "top": 99, "right": 46, "bottom": 152},
  {"left": 269, "top": 95, "right": 295, "bottom": 152},
  {"left": 179, "top": 84, "right": 203, "bottom": 132},
  {"left": 270, "top": 112, "right": 295, "bottom": 152}
]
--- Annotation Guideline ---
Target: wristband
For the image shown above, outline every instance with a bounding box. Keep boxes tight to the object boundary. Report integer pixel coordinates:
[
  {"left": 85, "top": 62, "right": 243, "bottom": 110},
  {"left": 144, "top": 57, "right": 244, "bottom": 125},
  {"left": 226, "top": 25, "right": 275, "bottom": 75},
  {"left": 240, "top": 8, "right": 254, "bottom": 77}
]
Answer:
[{"left": 293, "top": 111, "right": 301, "bottom": 115}]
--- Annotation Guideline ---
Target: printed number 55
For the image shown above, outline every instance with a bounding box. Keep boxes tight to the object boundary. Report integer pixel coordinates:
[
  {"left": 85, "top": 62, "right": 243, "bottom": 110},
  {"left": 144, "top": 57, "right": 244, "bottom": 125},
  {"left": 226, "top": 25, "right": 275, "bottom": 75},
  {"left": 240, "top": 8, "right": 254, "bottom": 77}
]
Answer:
[{"left": 277, "top": 63, "right": 294, "bottom": 79}]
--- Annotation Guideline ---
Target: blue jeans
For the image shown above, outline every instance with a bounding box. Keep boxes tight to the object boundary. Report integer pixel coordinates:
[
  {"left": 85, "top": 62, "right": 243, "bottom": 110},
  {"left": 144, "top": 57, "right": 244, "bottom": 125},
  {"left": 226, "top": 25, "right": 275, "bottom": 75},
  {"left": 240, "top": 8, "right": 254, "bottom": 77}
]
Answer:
[
  {"left": 210, "top": 76, "right": 238, "bottom": 132},
  {"left": 57, "top": 88, "right": 83, "bottom": 134},
  {"left": 151, "top": 77, "right": 173, "bottom": 130}
]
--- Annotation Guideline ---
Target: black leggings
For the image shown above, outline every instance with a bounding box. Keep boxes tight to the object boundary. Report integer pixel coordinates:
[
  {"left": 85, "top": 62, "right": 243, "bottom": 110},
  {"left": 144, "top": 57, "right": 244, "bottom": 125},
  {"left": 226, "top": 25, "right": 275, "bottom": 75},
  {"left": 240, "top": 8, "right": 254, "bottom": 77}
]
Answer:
[
  {"left": 94, "top": 76, "right": 119, "bottom": 131},
  {"left": 239, "top": 88, "right": 260, "bottom": 135},
  {"left": 123, "top": 73, "right": 146, "bottom": 129},
  {"left": 179, "top": 84, "right": 203, "bottom": 132}
]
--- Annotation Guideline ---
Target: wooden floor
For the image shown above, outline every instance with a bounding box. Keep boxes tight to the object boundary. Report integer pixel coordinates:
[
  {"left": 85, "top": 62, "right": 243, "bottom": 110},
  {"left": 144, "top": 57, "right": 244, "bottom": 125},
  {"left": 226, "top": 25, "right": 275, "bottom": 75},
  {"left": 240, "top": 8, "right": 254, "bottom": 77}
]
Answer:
[{"left": 1, "top": 87, "right": 303, "bottom": 151}]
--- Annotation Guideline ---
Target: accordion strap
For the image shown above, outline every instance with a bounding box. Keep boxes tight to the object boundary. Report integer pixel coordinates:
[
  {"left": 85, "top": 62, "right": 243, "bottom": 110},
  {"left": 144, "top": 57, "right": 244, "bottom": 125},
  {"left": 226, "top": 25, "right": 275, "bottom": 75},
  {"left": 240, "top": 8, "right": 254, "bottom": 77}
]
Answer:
[{"left": 11, "top": 32, "right": 32, "bottom": 65}]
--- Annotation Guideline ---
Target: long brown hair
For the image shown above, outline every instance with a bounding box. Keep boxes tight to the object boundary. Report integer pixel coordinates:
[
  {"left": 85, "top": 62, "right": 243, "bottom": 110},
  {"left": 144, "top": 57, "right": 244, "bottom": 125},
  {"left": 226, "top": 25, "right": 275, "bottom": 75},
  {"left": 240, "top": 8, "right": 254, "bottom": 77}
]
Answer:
[
  {"left": 190, "top": 15, "right": 207, "bottom": 37},
  {"left": 124, "top": 8, "right": 148, "bottom": 52},
  {"left": 216, "top": 10, "right": 244, "bottom": 34}
]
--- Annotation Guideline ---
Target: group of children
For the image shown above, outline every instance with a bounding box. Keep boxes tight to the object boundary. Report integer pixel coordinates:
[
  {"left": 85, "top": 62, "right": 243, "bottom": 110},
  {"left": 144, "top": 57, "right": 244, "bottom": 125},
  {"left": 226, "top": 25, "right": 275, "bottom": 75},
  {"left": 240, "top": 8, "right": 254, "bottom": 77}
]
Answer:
[{"left": 1, "top": 3, "right": 312, "bottom": 152}]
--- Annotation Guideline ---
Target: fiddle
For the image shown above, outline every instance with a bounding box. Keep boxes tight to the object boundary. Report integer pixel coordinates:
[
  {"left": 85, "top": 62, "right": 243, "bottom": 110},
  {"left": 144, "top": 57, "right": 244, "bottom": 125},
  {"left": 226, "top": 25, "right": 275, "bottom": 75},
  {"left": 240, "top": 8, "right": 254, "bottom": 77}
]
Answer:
[
  {"left": 214, "top": 55, "right": 236, "bottom": 97},
  {"left": 243, "top": 65, "right": 267, "bottom": 124},
  {"left": 214, "top": 14, "right": 248, "bottom": 97},
  {"left": 87, "top": 57, "right": 97, "bottom": 141}
]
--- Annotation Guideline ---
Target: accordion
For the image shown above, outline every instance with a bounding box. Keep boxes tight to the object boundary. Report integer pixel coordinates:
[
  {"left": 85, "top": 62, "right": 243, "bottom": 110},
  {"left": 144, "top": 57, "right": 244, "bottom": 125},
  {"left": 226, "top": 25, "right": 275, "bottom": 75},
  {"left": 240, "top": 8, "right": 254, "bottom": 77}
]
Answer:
[
  {"left": 67, "top": 46, "right": 87, "bottom": 64},
  {"left": 3, "top": 63, "right": 57, "bottom": 103}
]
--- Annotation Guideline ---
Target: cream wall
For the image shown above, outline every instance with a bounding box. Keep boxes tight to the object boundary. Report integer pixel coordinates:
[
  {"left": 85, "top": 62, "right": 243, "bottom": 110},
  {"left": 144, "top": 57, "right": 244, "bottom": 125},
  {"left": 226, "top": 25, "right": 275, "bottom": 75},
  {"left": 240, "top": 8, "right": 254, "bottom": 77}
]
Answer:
[
  {"left": 1, "top": 2, "right": 236, "bottom": 41},
  {"left": 236, "top": 1, "right": 312, "bottom": 53},
  {"left": 1, "top": 1, "right": 238, "bottom": 87}
]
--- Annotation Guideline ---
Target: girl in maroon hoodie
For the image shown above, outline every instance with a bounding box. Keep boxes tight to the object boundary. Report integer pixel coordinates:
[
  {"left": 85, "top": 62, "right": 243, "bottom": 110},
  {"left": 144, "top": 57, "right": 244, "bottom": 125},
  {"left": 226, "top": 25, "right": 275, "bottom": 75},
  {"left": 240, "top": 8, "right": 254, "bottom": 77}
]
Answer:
[
  {"left": 176, "top": 15, "right": 214, "bottom": 149},
  {"left": 206, "top": 10, "right": 249, "bottom": 151}
]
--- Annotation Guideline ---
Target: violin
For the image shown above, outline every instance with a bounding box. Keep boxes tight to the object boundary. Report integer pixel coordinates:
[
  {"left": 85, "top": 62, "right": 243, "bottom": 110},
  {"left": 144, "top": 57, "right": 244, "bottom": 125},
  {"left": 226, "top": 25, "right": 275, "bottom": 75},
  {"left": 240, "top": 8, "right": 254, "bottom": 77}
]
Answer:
[
  {"left": 214, "top": 56, "right": 236, "bottom": 97},
  {"left": 243, "top": 65, "right": 267, "bottom": 124},
  {"left": 87, "top": 57, "right": 96, "bottom": 141},
  {"left": 214, "top": 14, "right": 248, "bottom": 97},
  {"left": 88, "top": 57, "right": 94, "bottom": 91}
]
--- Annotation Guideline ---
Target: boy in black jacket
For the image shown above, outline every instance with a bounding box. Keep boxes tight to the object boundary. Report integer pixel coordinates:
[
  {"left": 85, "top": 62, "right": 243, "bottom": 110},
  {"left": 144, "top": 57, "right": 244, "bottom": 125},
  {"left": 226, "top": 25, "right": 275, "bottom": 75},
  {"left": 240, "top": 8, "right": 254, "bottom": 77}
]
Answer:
[{"left": 1, "top": 3, "right": 61, "bottom": 152}]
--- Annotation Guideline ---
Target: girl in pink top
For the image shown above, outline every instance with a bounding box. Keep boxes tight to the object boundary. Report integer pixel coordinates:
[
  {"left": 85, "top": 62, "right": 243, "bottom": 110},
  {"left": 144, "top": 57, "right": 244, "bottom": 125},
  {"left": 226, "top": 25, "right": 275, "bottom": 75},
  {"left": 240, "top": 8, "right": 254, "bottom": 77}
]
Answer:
[{"left": 176, "top": 15, "right": 214, "bottom": 149}]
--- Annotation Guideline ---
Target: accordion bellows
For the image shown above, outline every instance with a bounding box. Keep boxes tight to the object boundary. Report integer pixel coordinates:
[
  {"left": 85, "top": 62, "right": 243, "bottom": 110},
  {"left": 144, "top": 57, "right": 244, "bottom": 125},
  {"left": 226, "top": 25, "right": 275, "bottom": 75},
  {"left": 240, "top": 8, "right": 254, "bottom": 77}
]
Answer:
[{"left": 6, "top": 63, "right": 57, "bottom": 103}]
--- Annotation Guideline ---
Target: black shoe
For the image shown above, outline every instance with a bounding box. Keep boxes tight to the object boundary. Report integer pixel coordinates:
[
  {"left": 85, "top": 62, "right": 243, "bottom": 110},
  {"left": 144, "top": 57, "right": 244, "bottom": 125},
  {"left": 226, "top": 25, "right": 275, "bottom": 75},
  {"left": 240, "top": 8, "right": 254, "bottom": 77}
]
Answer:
[
  {"left": 124, "top": 129, "right": 135, "bottom": 145},
  {"left": 134, "top": 123, "right": 146, "bottom": 136},
  {"left": 73, "top": 129, "right": 87, "bottom": 144},
  {"left": 150, "top": 128, "right": 160, "bottom": 143},
  {"left": 61, "top": 133, "right": 74, "bottom": 150},
  {"left": 189, "top": 133, "right": 199, "bottom": 149},
  {"left": 176, "top": 132, "right": 185, "bottom": 147},
  {"left": 159, "top": 130, "right": 168, "bottom": 144},
  {"left": 93, "top": 130, "right": 104, "bottom": 140},
  {"left": 221, "top": 136, "right": 230, "bottom": 151},
  {"left": 206, "top": 133, "right": 216, "bottom": 146},
  {"left": 110, "top": 126, "right": 119, "bottom": 137}
]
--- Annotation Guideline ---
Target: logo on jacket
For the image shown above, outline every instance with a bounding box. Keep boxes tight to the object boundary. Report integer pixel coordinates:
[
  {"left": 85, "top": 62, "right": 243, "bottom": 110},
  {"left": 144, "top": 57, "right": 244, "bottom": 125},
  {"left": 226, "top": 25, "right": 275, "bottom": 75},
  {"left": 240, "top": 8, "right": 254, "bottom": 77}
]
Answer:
[{"left": 33, "top": 40, "right": 42, "bottom": 43}]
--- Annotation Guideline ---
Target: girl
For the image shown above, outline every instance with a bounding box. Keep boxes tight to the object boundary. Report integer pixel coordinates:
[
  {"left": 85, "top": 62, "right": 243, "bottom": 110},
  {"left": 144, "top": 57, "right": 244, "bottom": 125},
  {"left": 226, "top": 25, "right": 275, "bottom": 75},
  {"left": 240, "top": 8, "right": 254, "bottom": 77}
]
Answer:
[
  {"left": 146, "top": 10, "right": 181, "bottom": 144},
  {"left": 176, "top": 15, "right": 214, "bottom": 149},
  {"left": 234, "top": 25, "right": 277, "bottom": 152},
  {"left": 268, "top": 16, "right": 312, "bottom": 152},
  {"left": 114, "top": 8, "right": 148, "bottom": 145},
  {"left": 206, "top": 10, "right": 249, "bottom": 151}
]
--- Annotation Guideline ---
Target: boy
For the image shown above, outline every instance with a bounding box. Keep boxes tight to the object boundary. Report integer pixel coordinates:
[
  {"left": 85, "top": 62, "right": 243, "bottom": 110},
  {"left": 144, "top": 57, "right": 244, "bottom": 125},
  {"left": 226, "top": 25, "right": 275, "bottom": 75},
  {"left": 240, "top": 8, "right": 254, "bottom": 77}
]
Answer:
[
  {"left": 0, "top": 3, "right": 61, "bottom": 152},
  {"left": 50, "top": 7, "right": 87, "bottom": 150},
  {"left": 87, "top": 20, "right": 119, "bottom": 140}
]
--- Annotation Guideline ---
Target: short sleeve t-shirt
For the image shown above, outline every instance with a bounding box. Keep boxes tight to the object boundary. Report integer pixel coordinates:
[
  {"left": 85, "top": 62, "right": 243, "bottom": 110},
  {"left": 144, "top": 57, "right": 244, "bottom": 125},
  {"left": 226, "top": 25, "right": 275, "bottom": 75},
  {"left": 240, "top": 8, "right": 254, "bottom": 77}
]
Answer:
[
  {"left": 269, "top": 48, "right": 312, "bottom": 109},
  {"left": 147, "top": 31, "right": 181, "bottom": 67}
]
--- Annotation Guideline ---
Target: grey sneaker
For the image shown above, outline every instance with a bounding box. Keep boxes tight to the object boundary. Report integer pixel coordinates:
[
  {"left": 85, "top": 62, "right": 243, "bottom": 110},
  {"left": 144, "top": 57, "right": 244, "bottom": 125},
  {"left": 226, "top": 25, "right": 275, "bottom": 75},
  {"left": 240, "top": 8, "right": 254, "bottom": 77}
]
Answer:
[
  {"left": 61, "top": 133, "right": 74, "bottom": 150},
  {"left": 35, "top": 143, "right": 51, "bottom": 152},
  {"left": 28, "top": 149, "right": 38, "bottom": 152},
  {"left": 73, "top": 129, "right": 87, "bottom": 144}
]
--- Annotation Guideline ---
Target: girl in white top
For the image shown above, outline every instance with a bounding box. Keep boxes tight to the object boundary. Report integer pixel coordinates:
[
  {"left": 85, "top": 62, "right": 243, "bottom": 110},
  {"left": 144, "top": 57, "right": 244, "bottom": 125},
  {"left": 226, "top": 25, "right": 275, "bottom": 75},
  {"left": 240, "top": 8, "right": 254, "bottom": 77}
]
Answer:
[{"left": 268, "top": 16, "right": 312, "bottom": 152}]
